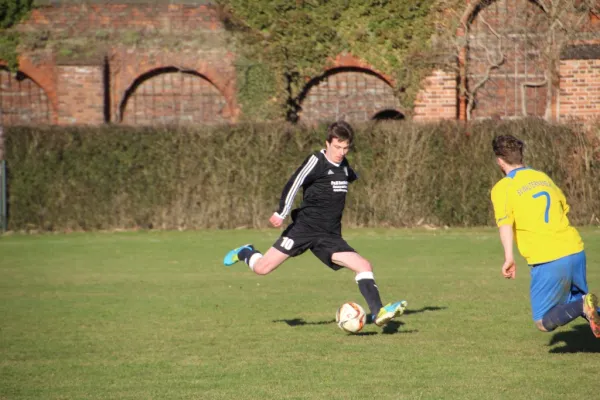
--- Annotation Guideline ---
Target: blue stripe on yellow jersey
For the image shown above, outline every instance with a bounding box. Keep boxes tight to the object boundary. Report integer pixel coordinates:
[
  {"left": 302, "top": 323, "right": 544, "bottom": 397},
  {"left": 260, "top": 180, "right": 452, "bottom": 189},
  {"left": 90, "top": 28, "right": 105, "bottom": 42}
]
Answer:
[{"left": 491, "top": 167, "right": 583, "bottom": 265}]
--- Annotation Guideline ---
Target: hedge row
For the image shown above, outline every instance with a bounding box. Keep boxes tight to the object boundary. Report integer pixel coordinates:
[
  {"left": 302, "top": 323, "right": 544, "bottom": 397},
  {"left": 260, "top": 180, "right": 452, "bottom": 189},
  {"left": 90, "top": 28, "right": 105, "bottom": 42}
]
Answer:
[{"left": 4, "top": 119, "right": 600, "bottom": 231}]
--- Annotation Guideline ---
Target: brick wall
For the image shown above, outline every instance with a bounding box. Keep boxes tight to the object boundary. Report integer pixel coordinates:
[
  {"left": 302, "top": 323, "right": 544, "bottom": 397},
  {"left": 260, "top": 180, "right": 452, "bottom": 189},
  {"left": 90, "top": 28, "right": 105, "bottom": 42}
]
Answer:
[
  {"left": 120, "top": 68, "right": 227, "bottom": 125},
  {"left": 57, "top": 65, "right": 104, "bottom": 125},
  {"left": 466, "top": 0, "right": 549, "bottom": 119},
  {"left": 413, "top": 70, "right": 457, "bottom": 121},
  {"left": 12, "top": 3, "right": 239, "bottom": 125},
  {"left": 299, "top": 70, "right": 402, "bottom": 123},
  {"left": 9, "top": 4, "right": 460, "bottom": 126},
  {"left": 19, "top": 3, "right": 220, "bottom": 34},
  {"left": 1, "top": 2, "right": 598, "bottom": 126},
  {"left": 559, "top": 59, "right": 600, "bottom": 121},
  {"left": 0, "top": 68, "right": 52, "bottom": 125},
  {"left": 111, "top": 48, "right": 237, "bottom": 124}
]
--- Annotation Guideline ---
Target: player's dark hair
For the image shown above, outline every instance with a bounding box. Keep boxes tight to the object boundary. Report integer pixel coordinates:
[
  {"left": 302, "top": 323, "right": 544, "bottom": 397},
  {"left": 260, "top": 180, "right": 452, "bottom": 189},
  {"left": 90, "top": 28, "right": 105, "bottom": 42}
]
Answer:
[
  {"left": 492, "top": 135, "right": 524, "bottom": 165},
  {"left": 326, "top": 121, "right": 354, "bottom": 145}
]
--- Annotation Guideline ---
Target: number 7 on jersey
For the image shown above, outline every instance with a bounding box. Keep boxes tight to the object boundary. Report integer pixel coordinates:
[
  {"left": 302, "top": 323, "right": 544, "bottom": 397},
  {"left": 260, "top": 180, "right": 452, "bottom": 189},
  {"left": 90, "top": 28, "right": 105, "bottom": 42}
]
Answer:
[{"left": 532, "top": 191, "right": 550, "bottom": 223}]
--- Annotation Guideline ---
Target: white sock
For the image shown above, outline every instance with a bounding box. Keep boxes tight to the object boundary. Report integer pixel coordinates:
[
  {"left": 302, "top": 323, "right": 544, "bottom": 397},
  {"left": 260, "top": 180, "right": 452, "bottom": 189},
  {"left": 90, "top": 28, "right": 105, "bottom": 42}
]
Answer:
[
  {"left": 355, "top": 271, "right": 375, "bottom": 282},
  {"left": 248, "top": 253, "right": 263, "bottom": 270}
]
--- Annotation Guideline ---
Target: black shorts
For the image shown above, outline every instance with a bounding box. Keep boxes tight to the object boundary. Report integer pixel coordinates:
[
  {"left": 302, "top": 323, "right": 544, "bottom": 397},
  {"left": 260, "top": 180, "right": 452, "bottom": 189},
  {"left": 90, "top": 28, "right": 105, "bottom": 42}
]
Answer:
[{"left": 273, "top": 222, "right": 355, "bottom": 270}]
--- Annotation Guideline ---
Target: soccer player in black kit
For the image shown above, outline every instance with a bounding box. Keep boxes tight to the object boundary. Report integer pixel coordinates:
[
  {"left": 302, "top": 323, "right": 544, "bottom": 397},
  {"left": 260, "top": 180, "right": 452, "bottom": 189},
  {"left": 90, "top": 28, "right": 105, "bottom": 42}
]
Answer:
[{"left": 224, "top": 121, "right": 407, "bottom": 327}]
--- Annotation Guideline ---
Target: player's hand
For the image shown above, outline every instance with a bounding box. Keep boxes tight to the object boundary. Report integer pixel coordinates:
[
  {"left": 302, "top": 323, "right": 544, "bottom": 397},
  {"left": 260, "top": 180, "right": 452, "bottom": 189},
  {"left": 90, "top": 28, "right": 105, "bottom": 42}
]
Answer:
[
  {"left": 269, "top": 213, "right": 284, "bottom": 228},
  {"left": 501, "top": 259, "right": 516, "bottom": 279}
]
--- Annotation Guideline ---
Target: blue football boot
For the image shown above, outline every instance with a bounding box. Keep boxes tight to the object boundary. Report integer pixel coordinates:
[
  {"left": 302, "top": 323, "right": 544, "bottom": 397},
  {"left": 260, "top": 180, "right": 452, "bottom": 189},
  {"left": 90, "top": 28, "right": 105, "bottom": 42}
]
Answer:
[
  {"left": 374, "top": 300, "right": 408, "bottom": 327},
  {"left": 223, "top": 244, "right": 254, "bottom": 267}
]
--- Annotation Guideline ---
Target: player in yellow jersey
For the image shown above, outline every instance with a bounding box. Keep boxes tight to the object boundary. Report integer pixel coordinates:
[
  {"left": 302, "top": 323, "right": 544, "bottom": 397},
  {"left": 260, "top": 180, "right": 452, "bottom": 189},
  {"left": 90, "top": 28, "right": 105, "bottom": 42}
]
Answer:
[{"left": 490, "top": 135, "right": 600, "bottom": 337}]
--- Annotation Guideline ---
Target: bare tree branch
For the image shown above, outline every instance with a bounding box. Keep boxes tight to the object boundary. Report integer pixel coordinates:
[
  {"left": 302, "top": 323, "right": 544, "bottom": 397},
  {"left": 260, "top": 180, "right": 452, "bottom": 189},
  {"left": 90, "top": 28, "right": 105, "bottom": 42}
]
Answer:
[{"left": 466, "top": 14, "right": 505, "bottom": 120}]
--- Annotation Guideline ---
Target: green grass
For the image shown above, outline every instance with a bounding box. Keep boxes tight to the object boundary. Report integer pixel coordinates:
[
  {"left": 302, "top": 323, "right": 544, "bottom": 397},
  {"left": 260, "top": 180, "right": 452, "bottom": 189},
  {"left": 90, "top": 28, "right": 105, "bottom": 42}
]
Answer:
[{"left": 1, "top": 228, "right": 600, "bottom": 400}]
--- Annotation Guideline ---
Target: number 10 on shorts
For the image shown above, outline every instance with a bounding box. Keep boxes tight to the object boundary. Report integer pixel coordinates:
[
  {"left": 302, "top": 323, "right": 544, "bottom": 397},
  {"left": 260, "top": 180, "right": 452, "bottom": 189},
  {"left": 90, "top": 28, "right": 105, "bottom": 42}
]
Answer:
[{"left": 280, "top": 236, "right": 295, "bottom": 250}]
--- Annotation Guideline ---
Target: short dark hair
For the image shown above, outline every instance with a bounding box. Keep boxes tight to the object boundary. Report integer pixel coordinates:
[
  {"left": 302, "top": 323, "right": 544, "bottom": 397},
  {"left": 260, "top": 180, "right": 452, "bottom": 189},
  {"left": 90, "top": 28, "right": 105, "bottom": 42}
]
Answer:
[
  {"left": 326, "top": 121, "right": 354, "bottom": 145},
  {"left": 492, "top": 135, "right": 524, "bottom": 165}
]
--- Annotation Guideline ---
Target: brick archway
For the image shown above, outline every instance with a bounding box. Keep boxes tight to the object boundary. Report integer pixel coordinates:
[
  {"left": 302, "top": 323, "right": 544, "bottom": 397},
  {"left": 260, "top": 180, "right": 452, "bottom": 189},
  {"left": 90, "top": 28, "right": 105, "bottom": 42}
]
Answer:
[
  {"left": 297, "top": 67, "right": 402, "bottom": 124},
  {"left": 118, "top": 67, "right": 230, "bottom": 125},
  {"left": 0, "top": 67, "right": 53, "bottom": 125},
  {"left": 0, "top": 56, "right": 58, "bottom": 124}
]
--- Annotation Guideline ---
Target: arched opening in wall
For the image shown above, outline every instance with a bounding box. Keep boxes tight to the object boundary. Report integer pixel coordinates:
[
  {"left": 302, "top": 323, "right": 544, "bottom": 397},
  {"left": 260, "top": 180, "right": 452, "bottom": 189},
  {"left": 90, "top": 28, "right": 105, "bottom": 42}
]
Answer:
[
  {"left": 0, "top": 67, "right": 51, "bottom": 125},
  {"left": 466, "top": 0, "right": 550, "bottom": 120},
  {"left": 296, "top": 67, "right": 401, "bottom": 124},
  {"left": 119, "top": 67, "right": 228, "bottom": 125},
  {"left": 372, "top": 109, "right": 405, "bottom": 121}
]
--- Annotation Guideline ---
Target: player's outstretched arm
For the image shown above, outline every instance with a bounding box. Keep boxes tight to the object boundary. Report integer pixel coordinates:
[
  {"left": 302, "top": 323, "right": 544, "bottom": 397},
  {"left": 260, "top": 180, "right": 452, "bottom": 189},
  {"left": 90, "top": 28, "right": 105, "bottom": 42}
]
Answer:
[
  {"left": 498, "top": 224, "right": 516, "bottom": 279},
  {"left": 491, "top": 182, "right": 516, "bottom": 279},
  {"left": 269, "top": 213, "right": 284, "bottom": 228},
  {"left": 274, "top": 153, "right": 319, "bottom": 220}
]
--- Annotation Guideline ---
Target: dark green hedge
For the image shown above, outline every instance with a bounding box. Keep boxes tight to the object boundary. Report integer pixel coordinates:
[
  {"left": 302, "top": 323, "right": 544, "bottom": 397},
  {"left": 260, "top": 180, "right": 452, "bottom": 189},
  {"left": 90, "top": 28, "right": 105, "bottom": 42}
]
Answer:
[{"left": 4, "top": 119, "right": 600, "bottom": 231}]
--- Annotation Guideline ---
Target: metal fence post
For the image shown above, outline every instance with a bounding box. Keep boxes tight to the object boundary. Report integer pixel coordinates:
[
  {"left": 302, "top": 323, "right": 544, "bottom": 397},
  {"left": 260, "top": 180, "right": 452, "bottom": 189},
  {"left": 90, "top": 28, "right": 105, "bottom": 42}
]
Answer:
[
  {"left": 0, "top": 105, "right": 5, "bottom": 232},
  {"left": 0, "top": 160, "right": 5, "bottom": 232},
  {"left": 0, "top": 105, "right": 3, "bottom": 162}
]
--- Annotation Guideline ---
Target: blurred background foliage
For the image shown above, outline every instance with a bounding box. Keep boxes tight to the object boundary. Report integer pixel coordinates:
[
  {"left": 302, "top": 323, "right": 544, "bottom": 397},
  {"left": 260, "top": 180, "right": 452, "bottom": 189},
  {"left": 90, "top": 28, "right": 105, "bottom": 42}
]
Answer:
[
  {"left": 0, "top": 0, "right": 34, "bottom": 70},
  {"left": 4, "top": 119, "right": 599, "bottom": 232}
]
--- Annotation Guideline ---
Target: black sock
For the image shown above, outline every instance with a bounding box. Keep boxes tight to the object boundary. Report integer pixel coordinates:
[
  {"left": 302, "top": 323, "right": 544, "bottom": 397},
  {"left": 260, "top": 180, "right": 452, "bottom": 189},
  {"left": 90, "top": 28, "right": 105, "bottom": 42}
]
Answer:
[
  {"left": 238, "top": 245, "right": 259, "bottom": 265},
  {"left": 541, "top": 298, "right": 584, "bottom": 331},
  {"left": 357, "top": 278, "right": 383, "bottom": 322}
]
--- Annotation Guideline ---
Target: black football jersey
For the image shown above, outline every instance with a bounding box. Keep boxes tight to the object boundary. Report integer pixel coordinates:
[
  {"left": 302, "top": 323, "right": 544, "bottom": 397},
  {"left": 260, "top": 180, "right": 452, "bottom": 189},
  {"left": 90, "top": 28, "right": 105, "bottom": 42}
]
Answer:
[{"left": 275, "top": 150, "right": 358, "bottom": 233}]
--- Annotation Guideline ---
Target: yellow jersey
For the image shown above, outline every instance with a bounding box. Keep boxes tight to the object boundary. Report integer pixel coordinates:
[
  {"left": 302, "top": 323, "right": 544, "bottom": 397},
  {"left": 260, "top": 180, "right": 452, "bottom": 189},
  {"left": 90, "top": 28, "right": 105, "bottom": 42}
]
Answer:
[{"left": 491, "top": 167, "right": 583, "bottom": 265}]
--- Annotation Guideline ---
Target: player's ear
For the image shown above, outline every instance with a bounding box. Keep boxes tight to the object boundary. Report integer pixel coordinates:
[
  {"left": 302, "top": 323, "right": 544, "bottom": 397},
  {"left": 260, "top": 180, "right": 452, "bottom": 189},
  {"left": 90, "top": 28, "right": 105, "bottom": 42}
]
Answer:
[{"left": 496, "top": 157, "right": 508, "bottom": 172}]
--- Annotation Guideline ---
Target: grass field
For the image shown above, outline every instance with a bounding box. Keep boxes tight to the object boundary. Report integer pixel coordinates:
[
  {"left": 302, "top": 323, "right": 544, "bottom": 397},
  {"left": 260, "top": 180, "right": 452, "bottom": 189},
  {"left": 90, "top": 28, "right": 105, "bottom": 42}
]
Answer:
[{"left": 1, "top": 228, "right": 600, "bottom": 400}]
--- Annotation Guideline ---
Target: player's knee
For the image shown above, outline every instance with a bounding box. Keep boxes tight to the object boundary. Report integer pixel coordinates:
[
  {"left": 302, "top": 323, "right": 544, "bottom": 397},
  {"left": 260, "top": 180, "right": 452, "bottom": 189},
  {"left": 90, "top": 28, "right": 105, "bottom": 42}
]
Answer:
[
  {"left": 252, "top": 259, "right": 274, "bottom": 275},
  {"left": 349, "top": 260, "right": 372, "bottom": 273},
  {"left": 253, "top": 269, "right": 269, "bottom": 276},
  {"left": 534, "top": 320, "right": 550, "bottom": 332},
  {"left": 252, "top": 263, "right": 270, "bottom": 275},
  {"left": 361, "top": 261, "right": 373, "bottom": 272}
]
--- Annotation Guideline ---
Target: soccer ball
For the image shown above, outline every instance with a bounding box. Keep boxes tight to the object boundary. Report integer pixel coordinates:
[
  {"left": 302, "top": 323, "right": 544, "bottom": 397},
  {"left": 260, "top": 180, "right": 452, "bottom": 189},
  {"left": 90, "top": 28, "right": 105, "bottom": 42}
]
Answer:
[{"left": 336, "top": 302, "right": 366, "bottom": 334}]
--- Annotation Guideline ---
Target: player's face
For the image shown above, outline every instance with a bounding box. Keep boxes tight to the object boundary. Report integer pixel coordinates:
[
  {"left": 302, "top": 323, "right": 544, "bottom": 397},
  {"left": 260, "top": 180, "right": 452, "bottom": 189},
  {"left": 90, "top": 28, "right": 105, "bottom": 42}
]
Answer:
[{"left": 325, "top": 138, "right": 350, "bottom": 164}]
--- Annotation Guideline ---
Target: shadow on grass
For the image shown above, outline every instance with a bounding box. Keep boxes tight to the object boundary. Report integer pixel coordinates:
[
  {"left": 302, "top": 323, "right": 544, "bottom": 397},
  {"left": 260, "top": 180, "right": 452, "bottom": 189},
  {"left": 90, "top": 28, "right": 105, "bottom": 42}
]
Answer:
[
  {"left": 548, "top": 324, "right": 600, "bottom": 353},
  {"left": 272, "top": 318, "right": 417, "bottom": 335},
  {"left": 271, "top": 304, "right": 445, "bottom": 333},
  {"left": 351, "top": 331, "right": 378, "bottom": 336},
  {"left": 403, "top": 306, "right": 447, "bottom": 316},
  {"left": 380, "top": 320, "right": 419, "bottom": 335},
  {"left": 272, "top": 318, "right": 336, "bottom": 326}
]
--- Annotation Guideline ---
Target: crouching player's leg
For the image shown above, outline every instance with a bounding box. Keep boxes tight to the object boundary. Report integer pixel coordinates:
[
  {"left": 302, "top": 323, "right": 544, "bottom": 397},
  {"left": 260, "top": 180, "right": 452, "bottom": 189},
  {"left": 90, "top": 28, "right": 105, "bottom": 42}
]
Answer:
[
  {"left": 532, "top": 251, "right": 600, "bottom": 337},
  {"left": 329, "top": 250, "right": 407, "bottom": 327}
]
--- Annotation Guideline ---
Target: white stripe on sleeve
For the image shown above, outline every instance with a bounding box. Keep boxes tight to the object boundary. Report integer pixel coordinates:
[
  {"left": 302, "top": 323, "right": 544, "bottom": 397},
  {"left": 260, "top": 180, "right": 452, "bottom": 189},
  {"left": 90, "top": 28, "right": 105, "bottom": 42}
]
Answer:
[{"left": 280, "top": 155, "right": 318, "bottom": 219}]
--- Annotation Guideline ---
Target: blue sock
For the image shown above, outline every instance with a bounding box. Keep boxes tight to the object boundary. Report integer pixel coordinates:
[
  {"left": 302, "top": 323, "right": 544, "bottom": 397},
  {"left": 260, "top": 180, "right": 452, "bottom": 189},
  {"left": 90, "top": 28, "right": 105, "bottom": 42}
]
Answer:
[{"left": 541, "top": 298, "right": 584, "bottom": 331}]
